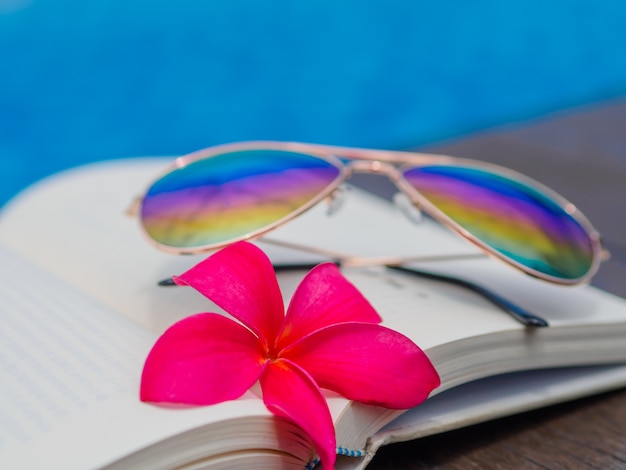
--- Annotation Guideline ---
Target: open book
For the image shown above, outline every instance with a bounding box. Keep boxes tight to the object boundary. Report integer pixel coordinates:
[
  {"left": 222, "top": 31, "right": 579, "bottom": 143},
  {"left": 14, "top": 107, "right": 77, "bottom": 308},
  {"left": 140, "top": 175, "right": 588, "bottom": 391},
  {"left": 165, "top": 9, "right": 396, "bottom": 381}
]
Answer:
[{"left": 2, "top": 158, "right": 626, "bottom": 469}]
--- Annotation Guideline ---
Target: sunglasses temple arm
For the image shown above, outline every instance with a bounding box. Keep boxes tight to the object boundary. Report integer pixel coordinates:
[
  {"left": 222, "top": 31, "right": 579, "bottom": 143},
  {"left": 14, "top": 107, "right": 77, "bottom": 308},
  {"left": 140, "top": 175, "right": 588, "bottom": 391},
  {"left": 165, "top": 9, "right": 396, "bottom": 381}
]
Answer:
[
  {"left": 156, "top": 261, "right": 343, "bottom": 286},
  {"left": 158, "top": 262, "right": 548, "bottom": 327},
  {"left": 386, "top": 265, "right": 549, "bottom": 327},
  {"left": 158, "top": 277, "right": 177, "bottom": 286}
]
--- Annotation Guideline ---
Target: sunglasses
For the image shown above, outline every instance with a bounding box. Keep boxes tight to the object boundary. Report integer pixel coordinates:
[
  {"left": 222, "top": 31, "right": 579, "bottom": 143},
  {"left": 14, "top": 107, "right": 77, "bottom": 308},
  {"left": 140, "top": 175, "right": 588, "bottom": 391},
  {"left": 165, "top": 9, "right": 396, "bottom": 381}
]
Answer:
[{"left": 130, "top": 141, "right": 606, "bottom": 287}]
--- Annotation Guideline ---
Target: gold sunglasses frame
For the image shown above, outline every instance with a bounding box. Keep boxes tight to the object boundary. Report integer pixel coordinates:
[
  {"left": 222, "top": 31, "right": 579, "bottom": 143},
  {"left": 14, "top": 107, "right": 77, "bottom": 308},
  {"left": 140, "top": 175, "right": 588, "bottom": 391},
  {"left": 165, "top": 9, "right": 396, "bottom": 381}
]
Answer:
[{"left": 129, "top": 141, "right": 606, "bottom": 286}]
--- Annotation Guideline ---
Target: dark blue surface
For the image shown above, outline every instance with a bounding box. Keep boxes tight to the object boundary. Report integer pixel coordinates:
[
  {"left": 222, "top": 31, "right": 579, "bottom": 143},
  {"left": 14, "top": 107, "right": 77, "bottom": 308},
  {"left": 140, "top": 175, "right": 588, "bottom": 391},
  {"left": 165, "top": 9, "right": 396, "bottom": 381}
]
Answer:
[{"left": 2, "top": 0, "right": 626, "bottom": 206}]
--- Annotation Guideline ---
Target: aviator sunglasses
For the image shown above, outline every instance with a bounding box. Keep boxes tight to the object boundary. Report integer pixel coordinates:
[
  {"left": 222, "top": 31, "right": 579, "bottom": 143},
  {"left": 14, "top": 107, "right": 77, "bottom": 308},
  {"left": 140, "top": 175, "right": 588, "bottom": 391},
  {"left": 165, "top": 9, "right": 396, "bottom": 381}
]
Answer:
[{"left": 130, "top": 141, "right": 605, "bottom": 288}]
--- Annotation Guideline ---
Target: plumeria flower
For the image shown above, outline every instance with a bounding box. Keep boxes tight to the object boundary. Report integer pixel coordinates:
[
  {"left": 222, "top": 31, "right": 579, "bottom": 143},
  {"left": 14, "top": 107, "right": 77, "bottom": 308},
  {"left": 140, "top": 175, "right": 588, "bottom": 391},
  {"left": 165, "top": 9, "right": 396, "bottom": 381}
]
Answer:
[{"left": 141, "top": 241, "right": 440, "bottom": 469}]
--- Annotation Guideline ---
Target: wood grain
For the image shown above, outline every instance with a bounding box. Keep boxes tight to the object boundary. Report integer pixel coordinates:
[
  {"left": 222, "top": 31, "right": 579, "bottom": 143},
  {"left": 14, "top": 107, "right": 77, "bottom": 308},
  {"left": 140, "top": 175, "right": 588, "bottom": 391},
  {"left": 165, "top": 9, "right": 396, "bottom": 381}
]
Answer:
[{"left": 369, "top": 388, "right": 626, "bottom": 469}]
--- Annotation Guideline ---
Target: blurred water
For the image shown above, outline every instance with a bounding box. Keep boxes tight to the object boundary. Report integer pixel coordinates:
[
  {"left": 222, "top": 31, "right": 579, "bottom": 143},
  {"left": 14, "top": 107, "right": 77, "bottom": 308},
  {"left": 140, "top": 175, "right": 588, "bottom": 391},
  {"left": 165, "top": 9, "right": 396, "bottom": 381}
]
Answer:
[{"left": 1, "top": 0, "right": 626, "bottom": 205}]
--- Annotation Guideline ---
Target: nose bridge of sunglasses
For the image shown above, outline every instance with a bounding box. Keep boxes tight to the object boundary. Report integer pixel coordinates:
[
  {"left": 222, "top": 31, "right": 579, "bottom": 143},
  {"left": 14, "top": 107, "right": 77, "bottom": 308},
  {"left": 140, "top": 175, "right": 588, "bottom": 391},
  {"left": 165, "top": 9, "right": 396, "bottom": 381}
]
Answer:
[
  {"left": 345, "top": 159, "right": 397, "bottom": 174},
  {"left": 341, "top": 160, "right": 427, "bottom": 224}
]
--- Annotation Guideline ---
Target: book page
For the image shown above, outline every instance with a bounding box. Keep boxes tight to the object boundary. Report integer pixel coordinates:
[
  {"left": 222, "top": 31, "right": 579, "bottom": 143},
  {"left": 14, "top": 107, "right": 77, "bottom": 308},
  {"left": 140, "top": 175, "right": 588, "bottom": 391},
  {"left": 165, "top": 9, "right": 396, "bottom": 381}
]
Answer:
[
  {"left": 0, "top": 244, "right": 314, "bottom": 469},
  {"left": 0, "top": 244, "right": 153, "bottom": 447}
]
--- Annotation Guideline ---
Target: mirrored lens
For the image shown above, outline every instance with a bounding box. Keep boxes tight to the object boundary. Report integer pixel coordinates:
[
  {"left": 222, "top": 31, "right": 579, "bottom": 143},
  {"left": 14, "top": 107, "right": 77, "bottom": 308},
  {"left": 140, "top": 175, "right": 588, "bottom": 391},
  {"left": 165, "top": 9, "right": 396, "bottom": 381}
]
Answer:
[
  {"left": 141, "top": 149, "right": 342, "bottom": 249},
  {"left": 402, "top": 165, "right": 595, "bottom": 281}
]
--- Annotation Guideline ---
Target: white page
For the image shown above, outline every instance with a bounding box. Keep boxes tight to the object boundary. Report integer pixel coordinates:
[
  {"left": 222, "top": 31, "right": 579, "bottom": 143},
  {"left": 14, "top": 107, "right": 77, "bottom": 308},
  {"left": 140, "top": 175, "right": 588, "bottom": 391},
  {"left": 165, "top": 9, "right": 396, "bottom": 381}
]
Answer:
[
  {"left": 0, "top": 244, "right": 308, "bottom": 469},
  {"left": 0, "top": 245, "right": 154, "bottom": 450}
]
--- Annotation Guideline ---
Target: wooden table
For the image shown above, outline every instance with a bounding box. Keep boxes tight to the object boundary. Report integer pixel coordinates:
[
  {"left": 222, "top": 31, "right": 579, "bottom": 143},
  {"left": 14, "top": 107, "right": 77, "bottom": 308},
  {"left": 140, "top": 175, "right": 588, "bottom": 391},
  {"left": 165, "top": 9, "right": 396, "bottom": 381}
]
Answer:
[{"left": 360, "top": 99, "right": 626, "bottom": 469}]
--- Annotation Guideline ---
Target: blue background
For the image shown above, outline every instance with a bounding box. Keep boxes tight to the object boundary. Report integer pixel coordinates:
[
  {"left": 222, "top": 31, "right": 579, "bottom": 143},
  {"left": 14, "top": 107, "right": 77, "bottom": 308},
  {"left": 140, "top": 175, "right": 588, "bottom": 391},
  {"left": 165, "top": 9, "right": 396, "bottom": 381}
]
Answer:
[{"left": 2, "top": 0, "right": 626, "bottom": 206}]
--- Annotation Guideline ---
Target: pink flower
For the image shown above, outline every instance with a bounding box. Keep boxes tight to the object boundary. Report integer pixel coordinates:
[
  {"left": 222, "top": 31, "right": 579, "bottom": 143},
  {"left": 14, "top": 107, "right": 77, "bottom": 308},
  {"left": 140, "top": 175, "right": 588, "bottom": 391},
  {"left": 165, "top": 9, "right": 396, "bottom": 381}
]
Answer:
[{"left": 140, "top": 241, "right": 440, "bottom": 469}]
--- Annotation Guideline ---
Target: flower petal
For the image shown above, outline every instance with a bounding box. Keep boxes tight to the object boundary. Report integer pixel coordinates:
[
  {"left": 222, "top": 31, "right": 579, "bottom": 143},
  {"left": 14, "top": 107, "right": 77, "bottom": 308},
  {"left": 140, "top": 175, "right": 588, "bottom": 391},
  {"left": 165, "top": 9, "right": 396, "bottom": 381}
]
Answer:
[
  {"left": 141, "top": 313, "right": 266, "bottom": 405},
  {"left": 277, "top": 263, "right": 381, "bottom": 350},
  {"left": 174, "top": 241, "right": 284, "bottom": 344},
  {"left": 283, "top": 323, "right": 440, "bottom": 409},
  {"left": 260, "top": 359, "right": 336, "bottom": 470}
]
